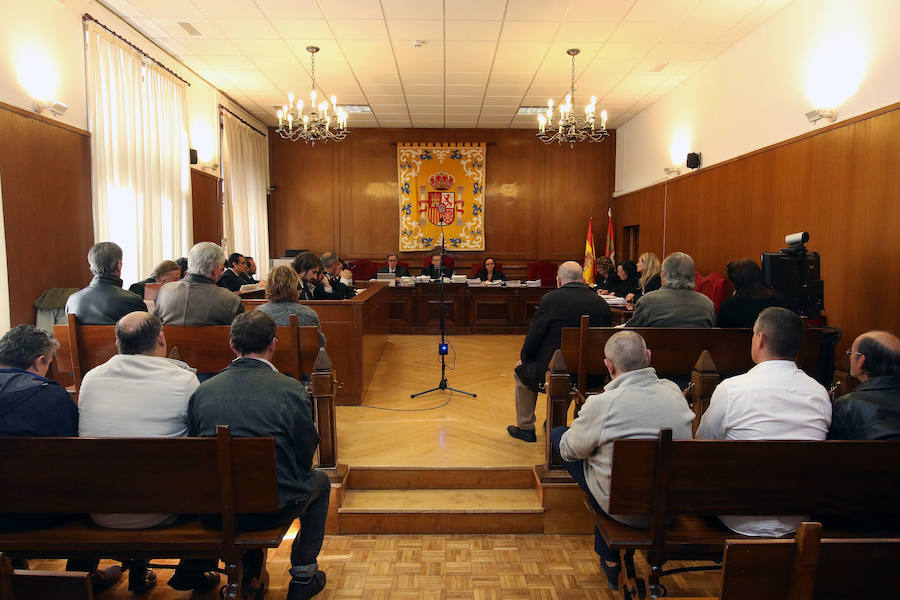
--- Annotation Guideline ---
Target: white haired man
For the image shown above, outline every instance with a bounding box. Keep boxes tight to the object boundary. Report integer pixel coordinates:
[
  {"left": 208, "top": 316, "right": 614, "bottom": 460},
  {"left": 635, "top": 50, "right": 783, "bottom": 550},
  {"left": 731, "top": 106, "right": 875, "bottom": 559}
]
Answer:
[
  {"left": 625, "top": 251, "right": 715, "bottom": 327},
  {"left": 66, "top": 242, "right": 147, "bottom": 324}
]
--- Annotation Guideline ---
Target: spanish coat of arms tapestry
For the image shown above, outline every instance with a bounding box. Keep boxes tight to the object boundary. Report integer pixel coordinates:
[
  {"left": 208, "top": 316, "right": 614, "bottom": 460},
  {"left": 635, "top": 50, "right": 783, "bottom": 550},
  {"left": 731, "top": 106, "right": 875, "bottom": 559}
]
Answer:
[{"left": 397, "top": 142, "right": 485, "bottom": 251}]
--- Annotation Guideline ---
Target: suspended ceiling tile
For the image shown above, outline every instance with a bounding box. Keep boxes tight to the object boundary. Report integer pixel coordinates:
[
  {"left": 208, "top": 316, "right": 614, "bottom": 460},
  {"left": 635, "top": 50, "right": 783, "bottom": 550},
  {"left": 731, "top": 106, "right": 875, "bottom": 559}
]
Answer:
[
  {"left": 405, "top": 94, "right": 444, "bottom": 106},
  {"left": 381, "top": 0, "right": 443, "bottom": 19},
  {"left": 484, "top": 84, "right": 529, "bottom": 96},
  {"left": 633, "top": 59, "right": 689, "bottom": 74},
  {"left": 445, "top": 120, "right": 478, "bottom": 127},
  {"left": 318, "top": 0, "right": 384, "bottom": 20},
  {"left": 176, "top": 37, "right": 241, "bottom": 55},
  {"left": 409, "top": 105, "right": 444, "bottom": 113},
  {"left": 566, "top": 0, "right": 634, "bottom": 21},
  {"left": 120, "top": 0, "right": 202, "bottom": 18},
  {"left": 504, "top": 0, "right": 570, "bottom": 22},
  {"left": 387, "top": 19, "right": 444, "bottom": 41},
  {"left": 488, "top": 72, "right": 533, "bottom": 85},
  {"left": 379, "top": 119, "right": 413, "bottom": 127},
  {"left": 200, "top": 55, "right": 259, "bottom": 70},
  {"left": 233, "top": 39, "right": 295, "bottom": 58},
  {"left": 445, "top": 84, "right": 487, "bottom": 95},
  {"left": 283, "top": 40, "right": 347, "bottom": 67},
  {"left": 136, "top": 17, "right": 210, "bottom": 39},
  {"left": 104, "top": 0, "right": 146, "bottom": 19},
  {"left": 219, "top": 70, "right": 281, "bottom": 93},
  {"left": 613, "top": 72, "right": 670, "bottom": 95},
  {"left": 625, "top": 0, "right": 698, "bottom": 23},
  {"left": 398, "top": 73, "right": 440, "bottom": 85},
  {"left": 363, "top": 83, "right": 403, "bottom": 95},
  {"left": 694, "top": 43, "right": 730, "bottom": 60},
  {"left": 255, "top": 0, "right": 323, "bottom": 19},
  {"left": 405, "top": 84, "right": 445, "bottom": 95},
  {"left": 366, "top": 94, "right": 408, "bottom": 104},
  {"left": 665, "top": 19, "right": 736, "bottom": 43},
  {"left": 596, "top": 42, "right": 655, "bottom": 59},
  {"left": 191, "top": 0, "right": 263, "bottom": 18},
  {"left": 492, "top": 42, "right": 550, "bottom": 71},
  {"left": 356, "top": 72, "right": 402, "bottom": 85},
  {"left": 691, "top": 0, "right": 765, "bottom": 22},
  {"left": 482, "top": 95, "right": 522, "bottom": 106},
  {"left": 394, "top": 43, "right": 443, "bottom": 72},
  {"left": 445, "top": 105, "right": 480, "bottom": 114},
  {"left": 607, "top": 21, "right": 672, "bottom": 43},
  {"left": 445, "top": 41, "right": 496, "bottom": 71},
  {"left": 500, "top": 21, "right": 557, "bottom": 42},
  {"left": 555, "top": 21, "right": 618, "bottom": 42},
  {"left": 445, "top": 21, "right": 502, "bottom": 41},
  {"left": 271, "top": 20, "right": 334, "bottom": 39},
  {"left": 328, "top": 20, "right": 389, "bottom": 40},
  {"left": 581, "top": 56, "right": 641, "bottom": 75},
  {"left": 154, "top": 38, "right": 193, "bottom": 58},
  {"left": 445, "top": 0, "right": 508, "bottom": 21},
  {"left": 678, "top": 60, "right": 707, "bottom": 75},
  {"left": 646, "top": 42, "right": 708, "bottom": 60},
  {"left": 450, "top": 95, "right": 486, "bottom": 106},
  {"left": 446, "top": 72, "right": 489, "bottom": 85}
]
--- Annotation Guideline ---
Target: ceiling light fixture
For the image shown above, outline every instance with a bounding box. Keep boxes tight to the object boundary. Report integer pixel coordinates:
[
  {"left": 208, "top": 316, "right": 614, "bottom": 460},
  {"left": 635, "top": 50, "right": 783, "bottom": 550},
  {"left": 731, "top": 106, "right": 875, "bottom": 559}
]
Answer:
[
  {"left": 275, "top": 46, "right": 348, "bottom": 145},
  {"left": 536, "top": 49, "right": 608, "bottom": 149}
]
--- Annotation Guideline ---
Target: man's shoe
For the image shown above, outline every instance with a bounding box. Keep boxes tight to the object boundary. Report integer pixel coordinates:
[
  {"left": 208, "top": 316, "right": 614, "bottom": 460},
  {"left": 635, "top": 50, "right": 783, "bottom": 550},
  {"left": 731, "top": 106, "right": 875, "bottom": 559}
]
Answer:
[
  {"left": 287, "top": 570, "right": 326, "bottom": 600},
  {"left": 127, "top": 567, "right": 157, "bottom": 594},
  {"left": 167, "top": 569, "right": 221, "bottom": 592},
  {"left": 507, "top": 425, "right": 537, "bottom": 442},
  {"left": 90, "top": 565, "right": 124, "bottom": 594},
  {"left": 599, "top": 560, "right": 621, "bottom": 591}
]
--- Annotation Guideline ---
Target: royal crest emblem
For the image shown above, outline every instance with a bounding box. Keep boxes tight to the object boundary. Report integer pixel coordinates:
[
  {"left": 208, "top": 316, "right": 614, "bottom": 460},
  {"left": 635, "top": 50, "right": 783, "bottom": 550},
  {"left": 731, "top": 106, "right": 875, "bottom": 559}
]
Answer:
[{"left": 424, "top": 192, "right": 459, "bottom": 226}]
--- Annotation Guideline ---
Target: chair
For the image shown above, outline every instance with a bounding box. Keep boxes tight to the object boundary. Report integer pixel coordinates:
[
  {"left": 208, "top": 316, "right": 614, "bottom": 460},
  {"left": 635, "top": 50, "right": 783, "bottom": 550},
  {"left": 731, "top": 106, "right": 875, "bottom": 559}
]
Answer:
[
  {"left": 350, "top": 258, "right": 379, "bottom": 281},
  {"left": 697, "top": 271, "right": 730, "bottom": 311},
  {"left": 527, "top": 260, "right": 557, "bottom": 287},
  {"left": 468, "top": 261, "right": 503, "bottom": 278},
  {"left": 421, "top": 255, "right": 456, "bottom": 272}
]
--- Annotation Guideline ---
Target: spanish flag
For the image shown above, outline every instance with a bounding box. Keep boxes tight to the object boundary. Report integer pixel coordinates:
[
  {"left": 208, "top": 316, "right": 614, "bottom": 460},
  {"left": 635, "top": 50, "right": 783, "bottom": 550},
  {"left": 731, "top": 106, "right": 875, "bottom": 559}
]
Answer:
[
  {"left": 583, "top": 217, "right": 596, "bottom": 285},
  {"left": 605, "top": 208, "right": 615, "bottom": 260}
]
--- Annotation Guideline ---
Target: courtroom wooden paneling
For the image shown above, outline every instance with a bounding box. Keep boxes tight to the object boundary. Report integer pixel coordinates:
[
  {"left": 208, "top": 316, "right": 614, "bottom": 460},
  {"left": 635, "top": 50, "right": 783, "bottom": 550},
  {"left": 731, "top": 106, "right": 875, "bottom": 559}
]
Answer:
[
  {"left": 268, "top": 128, "right": 615, "bottom": 263},
  {"left": 0, "top": 102, "right": 94, "bottom": 326},
  {"left": 610, "top": 103, "right": 900, "bottom": 353},
  {"left": 190, "top": 168, "right": 220, "bottom": 244}
]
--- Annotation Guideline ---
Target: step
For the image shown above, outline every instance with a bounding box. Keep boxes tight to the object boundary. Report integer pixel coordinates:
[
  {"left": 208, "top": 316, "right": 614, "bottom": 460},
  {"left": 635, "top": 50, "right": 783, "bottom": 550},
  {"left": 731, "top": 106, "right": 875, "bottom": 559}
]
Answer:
[
  {"left": 338, "top": 489, "right": 544, "bottom": 534},
  {"left": 346, "top": 466, "right": 536, "bottom": 490}
]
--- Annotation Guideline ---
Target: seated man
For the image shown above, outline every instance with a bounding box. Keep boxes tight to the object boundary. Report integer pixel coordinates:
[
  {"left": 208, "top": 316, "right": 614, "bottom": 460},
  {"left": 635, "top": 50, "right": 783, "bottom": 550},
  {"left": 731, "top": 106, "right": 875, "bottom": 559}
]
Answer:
[
  {"left": 0, "top": 325, "right": 122, "bottom": 591},
  {"left": 218, "top": 252, "right": 249, "bottom": 292},
  {"left": 625, "top": 252, "right": 715, "bottom": 327},
  {"left": 509, "top": 261, "right": 612, "bottom": 443},
  {"left": 318, "top": 252, "right": 356, "bottom": 299},
  {"left": 292, "top": 252, "right": 323, "bottom": 301},
  {"left": 829, "top": 330, "right": 900, "bottom": 440},
  {"left": 77, "top": 312, "right": 215, "bottom": 594},
  {"left": 242, "top": 256, "right": 259, "bottom": 284},
  {"left": 377, "top": 253, "right": 410, "bottom": 278},
  {"left": 189, "top": 311, "right": 330, "bottom": 600},
  {"left": 421, "top": 251, "right": 453, "bottom": 279},
  {"left": 154, "top": 242, "right": 244, "bottom": 325},
  {"left": 128, "top": 259, "right": 181, "bottom": 299},
  {"left": 550, "top": 331, "right": 694, "bottom": 590},
  {"left": 66, "top": 241, "right": 147, "bottom": 324},
  {"left": 696, "top": 307, "right": 831, "bottom": 536}
]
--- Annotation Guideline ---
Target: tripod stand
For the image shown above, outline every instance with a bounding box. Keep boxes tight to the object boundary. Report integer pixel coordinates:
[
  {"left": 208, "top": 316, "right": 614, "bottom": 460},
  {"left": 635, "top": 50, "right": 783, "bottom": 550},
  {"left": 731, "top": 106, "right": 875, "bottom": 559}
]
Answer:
[{"left": 411, "top": 214, "right": 476, "bottom": 399}]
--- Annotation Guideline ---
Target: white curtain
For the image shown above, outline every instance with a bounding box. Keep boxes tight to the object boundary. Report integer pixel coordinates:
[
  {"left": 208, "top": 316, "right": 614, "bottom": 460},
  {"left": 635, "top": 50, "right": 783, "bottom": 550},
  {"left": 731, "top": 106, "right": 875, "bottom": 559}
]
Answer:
[
  {"left": 221, "top": 112, "right": 269, "bottom": 279},
  {"left": 85, "top": 23, "right": 193, "bottom": 287}
]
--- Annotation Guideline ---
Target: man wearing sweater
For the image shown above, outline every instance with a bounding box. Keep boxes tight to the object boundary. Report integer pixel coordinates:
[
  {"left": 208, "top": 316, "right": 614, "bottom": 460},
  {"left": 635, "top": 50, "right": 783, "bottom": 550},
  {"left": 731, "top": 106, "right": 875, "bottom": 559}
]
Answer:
[{"left": 550, "top": 331, "right": 694, "bottom": 590}]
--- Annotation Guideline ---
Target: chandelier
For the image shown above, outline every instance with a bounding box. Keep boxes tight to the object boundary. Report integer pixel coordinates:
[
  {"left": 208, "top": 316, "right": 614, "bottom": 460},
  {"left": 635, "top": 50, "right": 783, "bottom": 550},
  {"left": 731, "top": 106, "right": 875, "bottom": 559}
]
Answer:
[
  {"left": 536, "top": 49, "right": 608, "bottom": 148},
  {"left": 276, "top": 46, "right": 349, "bottom": 145}
]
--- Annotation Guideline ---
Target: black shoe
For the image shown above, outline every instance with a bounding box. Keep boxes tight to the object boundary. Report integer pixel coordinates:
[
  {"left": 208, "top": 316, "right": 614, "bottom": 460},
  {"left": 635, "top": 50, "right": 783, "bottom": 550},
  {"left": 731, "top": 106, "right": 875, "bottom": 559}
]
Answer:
[
  {"left": 127, "top": 567, "right": 157, "bottom": 594},
  {"left": 287, "top": 571, "right": 326, "bottom": 600},
  {"left": 167, "top": 569, "right": 220, "bottom": 592},
  {"left": 90, "top": 565, "right": 124, "bottom": 594},
  {"left": 599, "top": 560, "right": 621, "bottom": 590},
  {"left": 507, "top": 425, "right": 537, "bottom": 443}
]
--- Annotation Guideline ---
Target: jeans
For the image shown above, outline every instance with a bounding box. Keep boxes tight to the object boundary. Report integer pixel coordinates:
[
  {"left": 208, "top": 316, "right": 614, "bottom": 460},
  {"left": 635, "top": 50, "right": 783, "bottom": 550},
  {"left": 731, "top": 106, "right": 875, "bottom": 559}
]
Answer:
[{"left": 549, "top": 426, "right": 620, "bottom": 563}]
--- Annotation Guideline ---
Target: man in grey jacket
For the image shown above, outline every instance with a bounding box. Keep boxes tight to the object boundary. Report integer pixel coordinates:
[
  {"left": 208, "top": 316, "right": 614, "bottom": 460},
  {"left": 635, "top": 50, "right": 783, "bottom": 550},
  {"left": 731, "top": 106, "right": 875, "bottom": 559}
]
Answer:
[
  {"left": 550, "top": 331, "right": 694, "bottom": 590},
  {"left": 154, "top": 242, "right": 244, "bottom": 326},
  {"left": 625, "top": 252, "right": 715, "bottom": 327}
]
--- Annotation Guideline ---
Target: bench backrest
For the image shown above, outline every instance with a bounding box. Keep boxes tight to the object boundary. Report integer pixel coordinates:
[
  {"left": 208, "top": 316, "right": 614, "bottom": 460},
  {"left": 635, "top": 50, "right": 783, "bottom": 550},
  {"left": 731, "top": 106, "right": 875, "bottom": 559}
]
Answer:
[
  {"left": 0, "top": 427, "right": 278, "bottom": 515},
  {"left": 1, "top": 554, "right": 92, "bottom": 600},
  {"left": 607, "top": 431, "right": 900, "bottom": 518},
  {"left": 53, "top": 314, "right": 319, "bottom": 390},
  {"left": 720, "top": 522, "right": 900, "bottom": 600}
]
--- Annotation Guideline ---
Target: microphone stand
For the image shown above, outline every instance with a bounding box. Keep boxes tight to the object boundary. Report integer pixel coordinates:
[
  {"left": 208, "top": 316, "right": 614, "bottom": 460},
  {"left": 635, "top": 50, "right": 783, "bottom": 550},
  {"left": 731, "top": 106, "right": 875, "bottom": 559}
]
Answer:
[{"left": 411, "top": 213, "right": 476, "bottom": 399}]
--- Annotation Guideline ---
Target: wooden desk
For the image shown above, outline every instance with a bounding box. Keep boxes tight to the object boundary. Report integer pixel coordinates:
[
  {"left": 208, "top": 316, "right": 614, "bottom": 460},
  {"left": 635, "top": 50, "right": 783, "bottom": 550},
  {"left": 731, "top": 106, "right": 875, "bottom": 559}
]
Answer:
[
  {"left": 386, "top": 283, "right": 555, "bottom": 334},
  {"left": 244, "top": 283, "right": 388, "bottom": 406}
]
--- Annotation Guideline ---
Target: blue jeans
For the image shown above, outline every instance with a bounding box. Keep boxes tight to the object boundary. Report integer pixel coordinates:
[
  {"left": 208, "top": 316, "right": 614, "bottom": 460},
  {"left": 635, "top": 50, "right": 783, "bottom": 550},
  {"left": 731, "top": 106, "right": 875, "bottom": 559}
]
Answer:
[{"left": 550, "top": 426, "right": 620, "bottom": 563}]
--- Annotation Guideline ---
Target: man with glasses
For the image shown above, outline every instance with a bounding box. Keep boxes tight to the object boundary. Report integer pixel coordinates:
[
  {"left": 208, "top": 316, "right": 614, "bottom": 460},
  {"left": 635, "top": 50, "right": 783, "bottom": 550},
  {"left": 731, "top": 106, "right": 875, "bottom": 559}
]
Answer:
[{"left": 829, "top": 331, "right": 900, "bottom": 440}]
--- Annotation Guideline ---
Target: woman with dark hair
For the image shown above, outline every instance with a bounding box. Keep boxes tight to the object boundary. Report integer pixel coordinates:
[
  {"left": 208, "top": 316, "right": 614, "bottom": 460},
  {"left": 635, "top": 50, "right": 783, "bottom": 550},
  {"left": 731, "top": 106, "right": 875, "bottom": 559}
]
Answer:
[
  {"left": 595, "top": 256, "right": 619, "bottom": 292},
  {"left": 612, "top": 260, "right": 640, "bottom": 298},
  {"left": 475, "top": 257, "right": 506, "bottom": 282},
  {"left": 717, "top": 258, "right": 788, "bottom": 328}
]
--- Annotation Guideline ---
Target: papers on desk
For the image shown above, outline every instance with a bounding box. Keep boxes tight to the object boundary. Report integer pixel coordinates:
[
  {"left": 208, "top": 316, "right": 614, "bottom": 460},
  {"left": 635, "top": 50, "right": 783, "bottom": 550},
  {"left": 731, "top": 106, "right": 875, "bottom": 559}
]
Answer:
[
  {"left": 525, "top": 280, "right": 542, "bottom": 287},
  {"left": 601, "top": 294, "right": 628, "bottom": 306},
  {"left": 484, "top": 280, "right": 503, "bottom": 287},
  {"left": 506, "top": 280, "right": 522, "bottom": 287},
  {"left": 451, "top": 274, "right": 467, "bottom": 284},
  {"left": 466, "top": 278, "right": 481, "bottom": 287},
  {"left": 239, "top": 283, "right": 263, "bottom": 293}
]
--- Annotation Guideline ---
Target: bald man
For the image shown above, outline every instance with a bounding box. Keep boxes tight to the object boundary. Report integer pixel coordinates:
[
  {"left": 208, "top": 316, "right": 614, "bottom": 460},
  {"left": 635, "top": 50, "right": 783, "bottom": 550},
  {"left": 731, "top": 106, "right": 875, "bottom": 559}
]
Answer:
[
  {"left": 508, "top": 261, "right": 612, "bottom": 442},
  {"left": 829, "top": 330, "right": 900, "bottom": 440}
]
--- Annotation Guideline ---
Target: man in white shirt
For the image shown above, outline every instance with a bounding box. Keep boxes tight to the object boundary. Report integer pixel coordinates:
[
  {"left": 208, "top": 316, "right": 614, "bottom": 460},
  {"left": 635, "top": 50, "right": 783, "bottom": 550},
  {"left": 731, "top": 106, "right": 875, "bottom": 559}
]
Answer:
[
  {"left": 78, "top": 311, "right": 217, "bottom": 594},
  {"left": 696, "top": 306, "right": 831, "bottom": 537}
]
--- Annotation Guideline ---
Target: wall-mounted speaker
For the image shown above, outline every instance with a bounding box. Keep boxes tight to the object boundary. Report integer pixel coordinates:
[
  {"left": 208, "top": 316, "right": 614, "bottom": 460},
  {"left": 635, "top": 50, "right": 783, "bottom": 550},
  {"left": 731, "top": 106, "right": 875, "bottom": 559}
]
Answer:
[
  {"left": 189, "top": 148, "right": 198, "bottom": 165},
  {"left": 686, "top": 152, "right": 701, "bottom": 169}
]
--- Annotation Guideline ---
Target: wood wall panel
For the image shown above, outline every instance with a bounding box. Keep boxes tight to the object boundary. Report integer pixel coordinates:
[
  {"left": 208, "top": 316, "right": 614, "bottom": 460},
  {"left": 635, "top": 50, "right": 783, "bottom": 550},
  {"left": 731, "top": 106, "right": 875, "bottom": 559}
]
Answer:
[
  {"left": 610, "top": 104, "right": 900, "bottom": 353},
  {"left": 0, "top": 103, "right": 94, "bottom": 326},
  {"left": 268, "top": 128, "right": 615, "bottom": 264},
  {"left": 190, "top": 168, "right": 220, "bottom": 244}
]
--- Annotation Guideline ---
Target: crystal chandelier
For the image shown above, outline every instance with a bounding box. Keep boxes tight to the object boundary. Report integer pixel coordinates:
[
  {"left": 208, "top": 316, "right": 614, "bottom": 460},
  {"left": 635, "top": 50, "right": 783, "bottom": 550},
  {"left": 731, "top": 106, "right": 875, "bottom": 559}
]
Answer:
[
  {"left": 276, "top": 46, "right": 349, "bottom": 145},
  {"left": 536, "top": 49, "right": 608, "bottom": 148}
]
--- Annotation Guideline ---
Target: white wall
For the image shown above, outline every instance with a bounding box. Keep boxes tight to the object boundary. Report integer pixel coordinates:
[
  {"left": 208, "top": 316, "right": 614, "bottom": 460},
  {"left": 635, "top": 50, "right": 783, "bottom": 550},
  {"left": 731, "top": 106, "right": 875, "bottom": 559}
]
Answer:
[
  {"left": 615, "top": 0, "right": 900, "bottom": 195},
  {"left": 0, "top": 0, "right": 268, "bottom": 176}
]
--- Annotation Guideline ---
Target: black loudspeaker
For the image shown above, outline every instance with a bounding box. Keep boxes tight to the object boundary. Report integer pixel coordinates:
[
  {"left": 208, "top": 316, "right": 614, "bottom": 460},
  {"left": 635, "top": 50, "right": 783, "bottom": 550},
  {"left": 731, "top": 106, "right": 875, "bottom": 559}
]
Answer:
[
  {"left": 189, "top": 148, "right": 198, "bottom": 165},
  {"left": 686, "top": 152, "right": 701, "bottom": 169}
]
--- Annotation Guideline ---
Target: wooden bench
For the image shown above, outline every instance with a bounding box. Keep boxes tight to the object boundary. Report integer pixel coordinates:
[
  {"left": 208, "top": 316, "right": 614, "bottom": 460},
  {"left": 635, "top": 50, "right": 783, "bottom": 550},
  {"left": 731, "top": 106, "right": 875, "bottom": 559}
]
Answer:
[
  {"left": 0, "top": 427, "right": 289, "bottom": 600},
  {"left": 584, "top": 429, "right": 900, "bottom": 599},
  {"left": 713, "top": 521, "right": 900, "bottom": 600},
  {"left": 543, "top": 317, "right": 824, "bottom": 469},
  {"left": 51, "top": 313, "right": 341, "bottom": 469},
  {"left": 0, "top": 553, "right": 92, "bottom": 600}
]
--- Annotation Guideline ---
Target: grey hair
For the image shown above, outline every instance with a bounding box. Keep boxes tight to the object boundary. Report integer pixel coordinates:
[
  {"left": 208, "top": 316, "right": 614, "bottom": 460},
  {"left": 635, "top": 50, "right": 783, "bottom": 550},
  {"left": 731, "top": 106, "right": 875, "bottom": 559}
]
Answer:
[
  {"left": 0, "top": 325, "right": 60, "bottom": 370},
  {"left": 320, "top": 252, "right": 338, "bottom": 269},
  {"left": 557, "top": 262, "right": 582, "bottom": 284},
  {"left": 661, "top": 252, "right": 696, "bottom": 290},
  {"left": 604, "top": 331, "right": 649, "bottom": 373},
  {"left": 88, "top": 242, "right": 123, "bottom": 277},
  {"left": 187, "top": 242, "right": 226, "bottom": 278}
]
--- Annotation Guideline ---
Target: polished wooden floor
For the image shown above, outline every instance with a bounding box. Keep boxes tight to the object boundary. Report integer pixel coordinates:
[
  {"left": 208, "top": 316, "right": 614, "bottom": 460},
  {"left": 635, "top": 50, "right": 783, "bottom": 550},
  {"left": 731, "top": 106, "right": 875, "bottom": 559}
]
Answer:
[
  {"left": 337, "top": 335, "right": 558, "bottom": 467},
  {"left": 30, "top": 528, "right": 721, "bottom": 599}
]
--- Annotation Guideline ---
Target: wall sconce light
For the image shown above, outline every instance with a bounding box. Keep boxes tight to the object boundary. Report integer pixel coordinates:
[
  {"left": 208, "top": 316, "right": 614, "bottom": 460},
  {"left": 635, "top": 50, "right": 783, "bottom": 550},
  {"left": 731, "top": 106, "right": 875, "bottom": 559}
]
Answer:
[
  {"left": 33, "top": 100, "right": 68, "bottom": 117},
  {"left": 805, "top": 108, "right": 836, "bottom": 125},
  {"left": 663, "top": 167, "right": 681, "bottom": 176}
]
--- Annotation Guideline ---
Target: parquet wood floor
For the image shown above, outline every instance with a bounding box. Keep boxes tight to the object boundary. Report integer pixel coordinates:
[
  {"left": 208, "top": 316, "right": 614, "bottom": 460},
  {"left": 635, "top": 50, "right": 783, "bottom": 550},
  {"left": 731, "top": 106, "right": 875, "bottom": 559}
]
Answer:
[
  {"left": 337, "top": 335, "right": 570, "bottom": 467},
  {"left": 30, "top": 528, "right": 722, "bottom": 599}
]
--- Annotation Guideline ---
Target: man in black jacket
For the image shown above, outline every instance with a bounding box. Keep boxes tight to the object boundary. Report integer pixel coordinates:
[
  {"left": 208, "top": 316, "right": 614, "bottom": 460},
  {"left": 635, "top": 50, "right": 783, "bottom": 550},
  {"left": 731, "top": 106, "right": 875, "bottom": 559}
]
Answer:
[
  {"left": 508, "top": 261, "right": 611, "bottom": 443},
  {"left": 188, "top": 311, "right": 329, "bottom": 599},
  {"left": 218, "top": 253, "right": 249, "bottom": 292},
  {"left": 65, "top": 242, "right": 147, "bottom": 324},
  {"left": 421, "top": 252, "right": 453, "bottom": 279},
  {"left": 376, "top": 253, "right": 411, "bottom": 278},
  {"left": 829, "top": 330, "right": 900, "bottom": 440}
]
